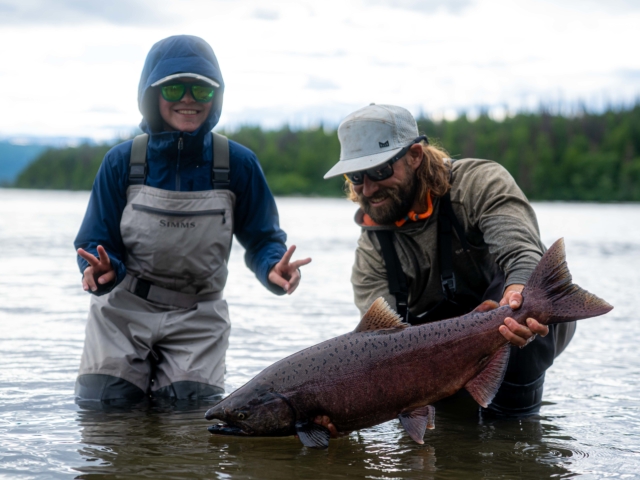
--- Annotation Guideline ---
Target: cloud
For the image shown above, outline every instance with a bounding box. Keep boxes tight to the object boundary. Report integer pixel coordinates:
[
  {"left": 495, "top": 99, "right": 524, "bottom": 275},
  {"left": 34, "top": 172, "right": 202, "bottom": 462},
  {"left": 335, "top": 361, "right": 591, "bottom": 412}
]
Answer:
[
  {"left": 220, "top": 103, "right": 358, "bottom": 131},
  {"left": 370, "top": 59, "right": 410, "bottom": 68},
  {"left": 0, "top": 0, "right": 169, "bottom": 25},
  {"left": 306, "top": 77, "right": 339, "bottom": 90},
  {"left": 250, "top": 8, "right": 280, "bottom": 20},
  {"left": 284, "top": 50, "right": 348, "bottom": 59},
  {"left": 554, "top": 0, "right": 640, "bottom": 13},
  {"left": 616, "top": 69, "right": 640, "bottom": 81},
  {"left": 363, "top": 0, "right": 473, "bottom": 14},
  {"left": 86, "top": 106, "right": 127, "bottom": 114}
]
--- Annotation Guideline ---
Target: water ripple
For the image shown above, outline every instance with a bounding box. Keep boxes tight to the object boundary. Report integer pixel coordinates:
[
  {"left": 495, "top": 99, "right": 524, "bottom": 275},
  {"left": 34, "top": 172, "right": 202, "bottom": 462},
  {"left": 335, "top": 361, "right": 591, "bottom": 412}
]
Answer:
[{"left": 0, "top": 191, "right": 638, "bottom": 479}]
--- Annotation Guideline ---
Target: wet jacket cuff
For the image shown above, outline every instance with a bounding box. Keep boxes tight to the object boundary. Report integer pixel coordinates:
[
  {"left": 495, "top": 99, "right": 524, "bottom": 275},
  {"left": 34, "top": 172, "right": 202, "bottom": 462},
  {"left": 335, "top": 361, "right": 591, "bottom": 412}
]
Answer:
[
  {"left": 262, "top": 261, "right": 287, "bottom": 296},
  {"left": 80, "top": 258, "right": 127, "bottom": 297}
]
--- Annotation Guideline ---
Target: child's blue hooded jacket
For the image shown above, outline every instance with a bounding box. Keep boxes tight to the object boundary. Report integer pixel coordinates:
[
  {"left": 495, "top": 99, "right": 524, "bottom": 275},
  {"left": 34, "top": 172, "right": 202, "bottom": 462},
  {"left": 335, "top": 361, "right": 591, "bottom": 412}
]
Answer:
[{"left": 74, "top": 35, "right": 287, "bottom": 295}]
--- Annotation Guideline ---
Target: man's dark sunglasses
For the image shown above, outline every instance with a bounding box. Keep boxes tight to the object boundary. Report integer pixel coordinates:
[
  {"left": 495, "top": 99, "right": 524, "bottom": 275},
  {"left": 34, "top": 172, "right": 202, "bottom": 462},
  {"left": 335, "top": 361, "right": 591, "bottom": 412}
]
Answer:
[{"left": 345, "top": 135, "right": 429, "bottom": 185}]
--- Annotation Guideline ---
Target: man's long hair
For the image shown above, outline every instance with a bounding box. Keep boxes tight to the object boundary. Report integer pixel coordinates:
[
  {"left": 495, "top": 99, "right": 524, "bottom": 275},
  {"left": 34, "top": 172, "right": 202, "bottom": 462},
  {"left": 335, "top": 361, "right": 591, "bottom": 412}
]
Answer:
[{"left": 346, "top": 140, "right": 452, "bottom": 209}]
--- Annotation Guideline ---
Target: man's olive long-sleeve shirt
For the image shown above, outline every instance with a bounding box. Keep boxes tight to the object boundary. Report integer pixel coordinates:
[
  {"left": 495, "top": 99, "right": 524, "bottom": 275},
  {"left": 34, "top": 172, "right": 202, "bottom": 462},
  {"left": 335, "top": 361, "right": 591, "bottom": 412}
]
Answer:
[{"left": 352, "top": 158, "right": 546, "bottom": 316}]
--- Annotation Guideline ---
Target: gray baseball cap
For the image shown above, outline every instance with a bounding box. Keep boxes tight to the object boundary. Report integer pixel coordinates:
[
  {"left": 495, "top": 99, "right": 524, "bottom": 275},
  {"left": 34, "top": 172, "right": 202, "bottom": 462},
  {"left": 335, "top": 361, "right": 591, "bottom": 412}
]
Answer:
[{"left": 324, "top": 104, "right": 419, "bottom": 179}]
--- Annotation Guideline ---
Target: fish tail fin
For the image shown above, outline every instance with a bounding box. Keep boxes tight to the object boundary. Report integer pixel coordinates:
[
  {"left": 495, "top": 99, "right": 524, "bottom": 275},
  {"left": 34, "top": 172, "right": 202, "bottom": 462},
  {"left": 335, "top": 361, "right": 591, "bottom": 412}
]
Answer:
[{"left": 524, "top": 238, "right": 613, "bottom": 325}]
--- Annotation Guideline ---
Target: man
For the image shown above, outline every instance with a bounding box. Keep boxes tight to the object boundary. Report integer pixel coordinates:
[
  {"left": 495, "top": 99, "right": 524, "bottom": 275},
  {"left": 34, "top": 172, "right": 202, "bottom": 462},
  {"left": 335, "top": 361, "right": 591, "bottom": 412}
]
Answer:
[
  {"left": 322, "top": 104, "right": 575, "bottom": 418},
  {"left": 74, "top": 35, "right": 310, "bottom": 405}
]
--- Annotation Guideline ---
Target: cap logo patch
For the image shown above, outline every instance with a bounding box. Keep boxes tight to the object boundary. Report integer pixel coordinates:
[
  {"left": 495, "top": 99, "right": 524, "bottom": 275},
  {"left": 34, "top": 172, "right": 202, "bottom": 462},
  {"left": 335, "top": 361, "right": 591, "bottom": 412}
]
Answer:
[{"left": 379, "top": 141, "right": 389, "bottom": 148}]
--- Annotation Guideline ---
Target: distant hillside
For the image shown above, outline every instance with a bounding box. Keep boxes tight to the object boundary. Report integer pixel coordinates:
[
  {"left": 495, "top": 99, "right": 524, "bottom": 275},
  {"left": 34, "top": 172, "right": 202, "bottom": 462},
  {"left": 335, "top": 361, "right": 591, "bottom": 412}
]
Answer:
[
  {"left": 0, "top": 142, "right": 47, "bottom": 185},
  {"left": 417, "top": 104, "right": 640, "bottom": 201},
  {"left": 12, "top": 104, "right": 640, "bottom": 201},
  {"left": 14, "top": 133, "right": 346, "bottom": 196},
  {"left": 14, "top": 144, "right": 111, "bottom": 190}
]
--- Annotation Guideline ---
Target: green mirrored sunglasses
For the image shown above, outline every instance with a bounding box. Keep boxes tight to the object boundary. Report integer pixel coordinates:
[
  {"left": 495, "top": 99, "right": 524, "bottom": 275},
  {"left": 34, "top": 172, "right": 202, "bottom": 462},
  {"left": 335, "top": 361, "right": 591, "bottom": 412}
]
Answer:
[{"left": 160, "top": 83, "right": 215, "bottom": 103}]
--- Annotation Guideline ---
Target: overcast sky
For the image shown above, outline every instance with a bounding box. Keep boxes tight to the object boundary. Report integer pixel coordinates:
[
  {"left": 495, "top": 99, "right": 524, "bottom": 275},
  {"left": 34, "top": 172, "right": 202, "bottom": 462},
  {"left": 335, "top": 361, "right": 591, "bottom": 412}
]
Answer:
[{"left": 1, "top": 0, "right": 639, "bottom": 140}]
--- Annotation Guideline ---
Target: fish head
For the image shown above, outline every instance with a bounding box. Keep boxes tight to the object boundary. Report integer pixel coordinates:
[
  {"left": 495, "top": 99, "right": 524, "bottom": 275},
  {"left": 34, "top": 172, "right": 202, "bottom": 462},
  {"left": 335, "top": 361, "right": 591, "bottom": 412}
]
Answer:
[{"left": 205, "top": 388, "right": 296, "bottom": 437}]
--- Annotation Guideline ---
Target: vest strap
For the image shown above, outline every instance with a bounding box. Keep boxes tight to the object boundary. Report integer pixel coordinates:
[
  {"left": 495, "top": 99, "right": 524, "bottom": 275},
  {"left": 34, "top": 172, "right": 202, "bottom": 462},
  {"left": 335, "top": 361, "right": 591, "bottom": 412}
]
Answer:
[
  {"left": 374, "top": 174, "right": 467, "bottom": 323},
  {"left": 438, "top": 192, "right": 457, "bottom": 300},
  {"left": 374, "top": 230, "right": 409, "bottom": 323}
]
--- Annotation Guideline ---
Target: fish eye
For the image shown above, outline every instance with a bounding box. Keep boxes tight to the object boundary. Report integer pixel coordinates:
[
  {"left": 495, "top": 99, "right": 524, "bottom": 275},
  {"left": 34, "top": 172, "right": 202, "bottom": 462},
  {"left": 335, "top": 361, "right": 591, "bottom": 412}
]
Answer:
[{"left": 237, "top": 412, "right": 246, "bottom": 420}]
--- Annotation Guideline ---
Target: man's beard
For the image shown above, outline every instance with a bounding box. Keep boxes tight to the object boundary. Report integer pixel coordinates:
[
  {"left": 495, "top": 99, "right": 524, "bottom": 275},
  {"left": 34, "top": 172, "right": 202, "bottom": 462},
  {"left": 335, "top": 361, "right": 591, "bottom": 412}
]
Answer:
[{"left": 357, "top": 165, "right": 418, "bottom": 225}]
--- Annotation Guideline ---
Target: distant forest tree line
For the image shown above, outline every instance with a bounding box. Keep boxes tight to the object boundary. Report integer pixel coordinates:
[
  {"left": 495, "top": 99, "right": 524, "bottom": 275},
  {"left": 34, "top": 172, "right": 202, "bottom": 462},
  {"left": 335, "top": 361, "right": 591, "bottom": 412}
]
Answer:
[{"left": 14, "top": 104, "right": 640, "bottom": 201}]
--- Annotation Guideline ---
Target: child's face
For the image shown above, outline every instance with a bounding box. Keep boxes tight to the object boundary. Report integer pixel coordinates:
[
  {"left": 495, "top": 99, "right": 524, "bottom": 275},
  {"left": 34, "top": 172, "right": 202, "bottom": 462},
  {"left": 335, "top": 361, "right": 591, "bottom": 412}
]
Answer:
[{"left": 158, "top": 78, "right": 213, "bottom": 132}]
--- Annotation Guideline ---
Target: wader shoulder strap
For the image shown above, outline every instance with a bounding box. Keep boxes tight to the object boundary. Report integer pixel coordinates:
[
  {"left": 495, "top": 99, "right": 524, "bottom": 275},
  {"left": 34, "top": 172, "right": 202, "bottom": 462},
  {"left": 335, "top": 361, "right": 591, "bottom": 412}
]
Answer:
[
  {"left": 211, "top": 132, "right": 230, "bottom": 190},
  {"left": 373, "top": 230, "right": 409, "bottom": 323},
  {"left": 128, "top": 132, "right": 230, "bottom": 189},
  {"left": 128, "top": 133, "right": 149, "bottom": 185},
  {"left": 438, "top": 191, "right": 473, "bottom": 300},
  {"left": 438, "top": 193, "right": 456, "bottom": 300}
]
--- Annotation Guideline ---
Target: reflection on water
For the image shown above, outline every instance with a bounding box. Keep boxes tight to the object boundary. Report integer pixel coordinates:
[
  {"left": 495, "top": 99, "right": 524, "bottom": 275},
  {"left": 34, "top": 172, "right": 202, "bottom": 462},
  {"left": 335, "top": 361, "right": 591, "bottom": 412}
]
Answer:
[
  {"left": 0, "top": 189, "right": 639, "bottom": 479},
  {"left": 74, "top": 403, "right": 574, "bottom": 479}
]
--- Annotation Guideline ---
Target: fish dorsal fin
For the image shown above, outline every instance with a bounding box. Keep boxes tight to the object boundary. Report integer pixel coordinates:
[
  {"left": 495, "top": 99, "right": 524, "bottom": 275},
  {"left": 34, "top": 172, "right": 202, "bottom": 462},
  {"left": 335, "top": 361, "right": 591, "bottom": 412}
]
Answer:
[
  {"left": 398, "top": 405, "right": 436, "bottom": 444},
  {"left": 465, "top": 344, "right": 510, "bottom": 408},
  {"left": 472, "top": 300, "right": 500, "bottom": 313},
  {"left": 354, "top": 297, "right": 406, "bottom": 333}
]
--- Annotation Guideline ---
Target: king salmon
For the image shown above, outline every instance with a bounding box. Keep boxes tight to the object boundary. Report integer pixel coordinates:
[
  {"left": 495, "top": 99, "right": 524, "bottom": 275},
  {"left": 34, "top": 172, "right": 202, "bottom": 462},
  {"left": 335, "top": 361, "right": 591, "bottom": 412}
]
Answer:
[{"left": 205, "top": 239, "right": 612, "bottom": 448}]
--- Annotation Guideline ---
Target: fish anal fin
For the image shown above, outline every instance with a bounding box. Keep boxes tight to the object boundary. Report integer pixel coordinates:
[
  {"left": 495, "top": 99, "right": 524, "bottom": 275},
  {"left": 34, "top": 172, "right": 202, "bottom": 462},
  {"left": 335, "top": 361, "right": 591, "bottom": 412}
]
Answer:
[
  {"left": 472, "top": 300, "right": 500, "bottom": 313},
  {"left": 398, "top": 405, "right": 436, "bottom": 444},
  {"left": 354, "top": 297, "right": 406, "bottom": 333},
  {"left": 465, "top": 344, "right": 510, "bottom": 408},
  {"left": 295, "top": 421, "right": 330, "bottom": 449}
]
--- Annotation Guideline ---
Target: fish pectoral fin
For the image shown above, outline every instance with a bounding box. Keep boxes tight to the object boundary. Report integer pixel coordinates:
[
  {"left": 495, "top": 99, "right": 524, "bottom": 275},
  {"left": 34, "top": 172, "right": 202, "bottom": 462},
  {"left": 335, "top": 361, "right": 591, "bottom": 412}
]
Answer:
[
  {"left": 398, "top": 405, "right": 435, "bottom": 444},
  {"left": 295, "top": 421, "right": 330, "bottom": 449},
  {"left": 354, "top": 297, "right": 407, "bottom": 332},
  {"left": 471, "top": 300, "right": 500, "bottom": 313},
  {"left": 465, "top": 344, "right": 511, "bottom": 408}
]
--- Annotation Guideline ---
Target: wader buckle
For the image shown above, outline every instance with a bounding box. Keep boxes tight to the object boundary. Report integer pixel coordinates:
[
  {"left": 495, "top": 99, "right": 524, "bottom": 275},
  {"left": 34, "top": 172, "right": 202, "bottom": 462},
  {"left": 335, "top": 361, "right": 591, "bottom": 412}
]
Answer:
[
  {"left": 133, "top": 278, "right": 152, "bottom": 299},
  {"left": 397, "top": 300, "right": 409, "bottom": 323},
  {"left": 212, "top": 168, "right": 229, "bottom": 182},
  {"left": 129, "top": 164, "right": 147, "bottom": 185},
  {"left": 212, "top": 167, "right": 230, "bottom": 190},
  {"left": 441, "top": 274, "right": 456, "bottom": 300}
]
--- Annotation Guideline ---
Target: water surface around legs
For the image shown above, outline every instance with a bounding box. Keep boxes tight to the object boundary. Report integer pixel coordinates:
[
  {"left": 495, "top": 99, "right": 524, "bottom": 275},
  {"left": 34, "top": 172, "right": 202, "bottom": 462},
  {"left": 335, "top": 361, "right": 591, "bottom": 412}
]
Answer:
[{"left": 0, "top": 189, "right": 638, "bottom": 478}]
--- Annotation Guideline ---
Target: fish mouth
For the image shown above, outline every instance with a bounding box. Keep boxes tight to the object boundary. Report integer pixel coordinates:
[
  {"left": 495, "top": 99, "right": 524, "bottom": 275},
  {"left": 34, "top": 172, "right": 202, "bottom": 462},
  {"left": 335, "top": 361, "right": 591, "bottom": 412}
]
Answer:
[
  {"left": 205, "top": 407, "right": 253, "bottom": 436},
  {"left": 207, "top": 422, "right": 251, "bottom": 436}
]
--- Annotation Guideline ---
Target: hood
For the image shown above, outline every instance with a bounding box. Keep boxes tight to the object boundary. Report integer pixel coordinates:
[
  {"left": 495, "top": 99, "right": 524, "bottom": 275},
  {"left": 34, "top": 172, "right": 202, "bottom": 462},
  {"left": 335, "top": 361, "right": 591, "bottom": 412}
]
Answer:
[{"left": 138, "top": 35, "right": 225, "bottom": 136}]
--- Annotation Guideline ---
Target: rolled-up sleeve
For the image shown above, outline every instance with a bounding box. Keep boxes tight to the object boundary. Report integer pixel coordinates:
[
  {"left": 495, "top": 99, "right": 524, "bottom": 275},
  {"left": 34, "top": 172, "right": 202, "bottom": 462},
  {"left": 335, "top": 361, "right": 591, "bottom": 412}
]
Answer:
[{"left": 352, "top": 232, "right": 395, "bottom": 316}]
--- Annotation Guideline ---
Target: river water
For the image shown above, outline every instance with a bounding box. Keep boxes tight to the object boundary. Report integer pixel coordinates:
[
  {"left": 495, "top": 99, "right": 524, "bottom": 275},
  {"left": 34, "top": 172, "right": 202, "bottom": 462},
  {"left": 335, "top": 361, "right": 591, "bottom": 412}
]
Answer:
[{"left": 0, "top": 188, "right": 638, "bottom": 479}]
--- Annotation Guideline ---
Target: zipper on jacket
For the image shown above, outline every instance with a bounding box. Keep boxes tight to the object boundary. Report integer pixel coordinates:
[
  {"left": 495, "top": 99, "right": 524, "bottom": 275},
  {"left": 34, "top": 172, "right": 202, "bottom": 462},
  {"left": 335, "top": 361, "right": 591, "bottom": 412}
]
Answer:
[
  {"left": 132, "top": 204, "right": 226, "bottom": 223},
  {"left": 176, "top": 134, "right": 184, "bottom": 191}
]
